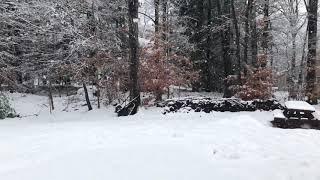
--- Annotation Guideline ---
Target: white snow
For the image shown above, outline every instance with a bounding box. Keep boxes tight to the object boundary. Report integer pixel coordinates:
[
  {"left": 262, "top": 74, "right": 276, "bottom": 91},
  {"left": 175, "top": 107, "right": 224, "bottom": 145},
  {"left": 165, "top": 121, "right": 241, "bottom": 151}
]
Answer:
[
  {"left": 1, "top": 93, "right": 320, "bottom": 180},
  {"left": 273, "top": 109, "right": 285, "bottom": 119},
  {"left": 285, "top": 101, "right": 316, "bottom": 112}
]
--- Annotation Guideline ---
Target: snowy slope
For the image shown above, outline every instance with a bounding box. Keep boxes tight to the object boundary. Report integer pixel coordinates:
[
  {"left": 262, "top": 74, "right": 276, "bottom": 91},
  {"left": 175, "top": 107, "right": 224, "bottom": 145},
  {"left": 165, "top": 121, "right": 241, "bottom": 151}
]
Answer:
[{"left": 1, "top": 94, "right": 320, "bottom": 180}]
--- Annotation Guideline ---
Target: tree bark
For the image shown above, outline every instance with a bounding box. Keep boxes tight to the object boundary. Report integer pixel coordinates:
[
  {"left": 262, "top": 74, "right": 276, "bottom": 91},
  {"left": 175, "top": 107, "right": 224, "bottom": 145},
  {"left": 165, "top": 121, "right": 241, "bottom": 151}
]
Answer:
[
  {"left": 231, "top": 0, "right": 241, "bottom": 78},
  {"left": 298, "top": 29, "right": 308, "bottom": 99},
  {"left": 83, "top": 82, "right": 92, "bottom": 111},
  {"left": 261, "top": 0, "right": 270, "bottom": 67},
  {"left": 154, "top": 0, "right": 160, "bottom": 34},
  {"left": 250, "top": 0, "right": 258, "bottom": 67},
  {"left": 205, "top": 0, "right": 214, "bottom": 91},
  {"left": 243, "top": 0, "right": 253, "bottom": 67},
  {"left": 306, "top": 0, "right": 318, "bottom": 104},
  {"left": 161, "top": 0, "right": 168, "bottom": 42},
  {"left": 289, "top": 33, "right": 297, "bottom": 99},
  {"left": 128, "top": 0, "right": 141, "bottom": 114},
  {"left": 48, "top": 79, "right": 54, "bottom": 112},
  {"left": 217, "top": 0, "right": 233, "bottom": 98},
  {"left": 96, "top": 85, "right": 101, "bottom": 109}
]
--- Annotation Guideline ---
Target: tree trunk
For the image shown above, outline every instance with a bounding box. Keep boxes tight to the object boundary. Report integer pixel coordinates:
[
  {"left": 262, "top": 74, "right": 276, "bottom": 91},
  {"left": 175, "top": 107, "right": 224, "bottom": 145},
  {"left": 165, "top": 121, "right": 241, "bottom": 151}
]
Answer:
[
  {"left": 96, "top": 85, "right": 101, "bottom": 109},
  {"left": 162, "top": 0, "right": 169, "bottom": 60},
  {"left": 217, "top": 0, "right": 233, "bottom": 98},
  {"left": 231, "top": 0, "right": 241, "bottom": 78},
  {"left": 289, "top": 33, "right": 297, "bottom": 99},
  {"left": 154, "top": 0, "right": 160, "bottom": 45},
  {"left": 250, "top": 1, "right": 258, "bottom": 67},
  {"left": 298, "top": 29, "right": 308, "bottom": 99},
  {"left": 83, "top": 82, "right": 92, "bottom": 111},
  {"left": 261, "top": 0, "right": 270, "bottom": 67},
  {"left": 206, "top": 0, "right": 214, "bottom": 91},
  {"left": 306, "top": 0, "right": 318, "bottom": 104},
  {"left": 48, "top": 79, "right": 54, "bottom": 112},
  {"left": 128, "top": 0, "right": 141, "bottom": 114},
  {"left": 154, "top": 0, "right": 160, "bottom": 34},
  {"left": 243, "top": 0, "right": 253, "bottom": 67},
  {"left": 155, "top": 90, "right": 162, "bottom": 102},
  {"left": 161, "top": 0, "right": 168, "bottom": 42}
]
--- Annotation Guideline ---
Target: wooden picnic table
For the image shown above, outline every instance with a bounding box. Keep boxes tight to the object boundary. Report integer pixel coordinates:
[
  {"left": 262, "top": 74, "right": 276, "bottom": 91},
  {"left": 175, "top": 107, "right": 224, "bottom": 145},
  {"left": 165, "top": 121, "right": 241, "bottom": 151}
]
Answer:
[
  {"left": 284, "top": 101, "right": 316, "bottom": 120},
  {"left": 272, "top": 101, "right": 319, "bottom": 129}
]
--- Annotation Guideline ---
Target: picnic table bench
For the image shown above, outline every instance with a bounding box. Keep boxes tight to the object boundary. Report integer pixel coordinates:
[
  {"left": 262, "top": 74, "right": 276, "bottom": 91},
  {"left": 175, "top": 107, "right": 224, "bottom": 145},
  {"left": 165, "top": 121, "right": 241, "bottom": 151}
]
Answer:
[{"left": 272, "top": 101, "right": 319, "bottom": 129}]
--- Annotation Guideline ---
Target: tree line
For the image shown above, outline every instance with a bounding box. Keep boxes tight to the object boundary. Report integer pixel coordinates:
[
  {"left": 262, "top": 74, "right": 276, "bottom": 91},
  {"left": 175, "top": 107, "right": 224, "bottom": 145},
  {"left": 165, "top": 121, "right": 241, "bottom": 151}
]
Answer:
[{"left": 0, "top": 0, "right": 319, "bottom": 114}]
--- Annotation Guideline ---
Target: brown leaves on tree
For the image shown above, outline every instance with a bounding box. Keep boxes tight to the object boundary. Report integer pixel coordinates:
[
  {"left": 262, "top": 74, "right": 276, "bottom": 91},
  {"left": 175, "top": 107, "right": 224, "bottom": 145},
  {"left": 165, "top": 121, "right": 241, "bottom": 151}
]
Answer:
[
  {"left": 140, "top": 35, "right": 198, "bottom": 101},
  {"left": 236, "top": 55, "right": 273, "bottom": 101}
]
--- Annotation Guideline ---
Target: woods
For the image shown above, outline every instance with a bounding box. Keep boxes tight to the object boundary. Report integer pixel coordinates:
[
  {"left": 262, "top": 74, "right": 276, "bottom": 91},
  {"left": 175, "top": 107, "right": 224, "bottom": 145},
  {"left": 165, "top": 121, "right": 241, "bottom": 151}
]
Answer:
[{"left": 0, "top": 0, "right": 319, "bottom": 115}]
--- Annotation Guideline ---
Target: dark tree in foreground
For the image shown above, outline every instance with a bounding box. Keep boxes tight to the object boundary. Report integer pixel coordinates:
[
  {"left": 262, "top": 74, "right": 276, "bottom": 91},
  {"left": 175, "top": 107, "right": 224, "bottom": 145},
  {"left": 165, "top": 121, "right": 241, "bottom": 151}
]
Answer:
[
  {"left": 128, "top": 0, "right": 140, "bottom": 114},
  {"left": 306, "top": 0, "right": 318, "bottom": 104}
]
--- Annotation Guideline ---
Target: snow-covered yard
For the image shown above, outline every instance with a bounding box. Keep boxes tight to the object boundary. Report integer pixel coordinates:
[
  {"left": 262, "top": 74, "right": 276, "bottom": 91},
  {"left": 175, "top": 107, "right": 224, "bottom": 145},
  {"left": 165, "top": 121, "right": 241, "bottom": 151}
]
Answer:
[{"left": 1, "top": 94, "right": 320, "bottom": 180}]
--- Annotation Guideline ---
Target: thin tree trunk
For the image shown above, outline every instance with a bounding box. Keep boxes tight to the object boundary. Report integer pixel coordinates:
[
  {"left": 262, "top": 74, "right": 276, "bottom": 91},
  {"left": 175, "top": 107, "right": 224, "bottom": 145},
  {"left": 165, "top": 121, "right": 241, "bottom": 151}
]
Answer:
[
  {"left": 97, "top": 85, "right": 101, "bottom": 109},
  {"left": 154, "top": 0, "right": 160, "bottom": 34},
  {"left": 48, "top": 79, "right": 54, "bottom": 112},
  {"left": 250, "top": 1, "right": 258, "bottom": 67},
  {"left": 306, "top": 0, "right": 318, "bottom": 104},
  {"left": 261, "top": 0, "right": 270, "bottom": 67},
  {"left": 289, "top": 33, "right": 297, "bottom": 99},
  {"left": 154, "top": 0, "right": 160, "bottom": 46},
  {"left": 83, "top": 82, "right": 92, "bottom": 111},
  {"left": 155, "top": 90, "right": 162, "bottom": 102},
  {"left": 298, "top": 29, "right": 308, "bottom": 99},
  {"left": 128, "top": 0, "right": 141, "bottom": 114},
  {"left": 269, "top": 17, "right": 275, "bottom": 69},
  {"left": 162, "top": 0, "right": 168, "bottom": 42},
  {"left": 162, "top": 0, "right": 169, "bottom": 60},
  {"left": 243, "top": 0, "right": 253, "bottom": 67},
  {"left": 206, "top": 0, "right": 214, "bottom": 90}
]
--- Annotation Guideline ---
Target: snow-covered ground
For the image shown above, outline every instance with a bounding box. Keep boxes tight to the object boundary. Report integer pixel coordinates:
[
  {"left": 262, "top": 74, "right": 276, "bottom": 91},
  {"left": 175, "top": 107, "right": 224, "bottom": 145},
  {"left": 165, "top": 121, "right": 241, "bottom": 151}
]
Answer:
[{"left": 1, "top": 93, "right": 320, "bottom": 180}]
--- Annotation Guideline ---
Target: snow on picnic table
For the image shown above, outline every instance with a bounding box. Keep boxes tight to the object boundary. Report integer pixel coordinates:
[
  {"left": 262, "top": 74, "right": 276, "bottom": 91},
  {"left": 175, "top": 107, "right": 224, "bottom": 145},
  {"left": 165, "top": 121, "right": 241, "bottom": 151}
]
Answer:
[
  {"left": 1, "top": 94, "right": 320, "bottom": 180},
  {"left": 285, "top": 101, "right": 316, "bottom": 112}
]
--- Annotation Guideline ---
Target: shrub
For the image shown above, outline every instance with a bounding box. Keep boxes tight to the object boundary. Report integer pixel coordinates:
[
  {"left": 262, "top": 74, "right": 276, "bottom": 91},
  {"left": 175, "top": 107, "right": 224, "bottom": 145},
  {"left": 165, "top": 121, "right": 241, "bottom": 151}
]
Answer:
[
  {"left": 140, "top": 34, "right": 199, "bottom": 101},
  {"left": 0, "top": 94, "right": 16, "bottom": 119},
  {"left": 236, "top": 55, "right": 273, "bottom": 101}
]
